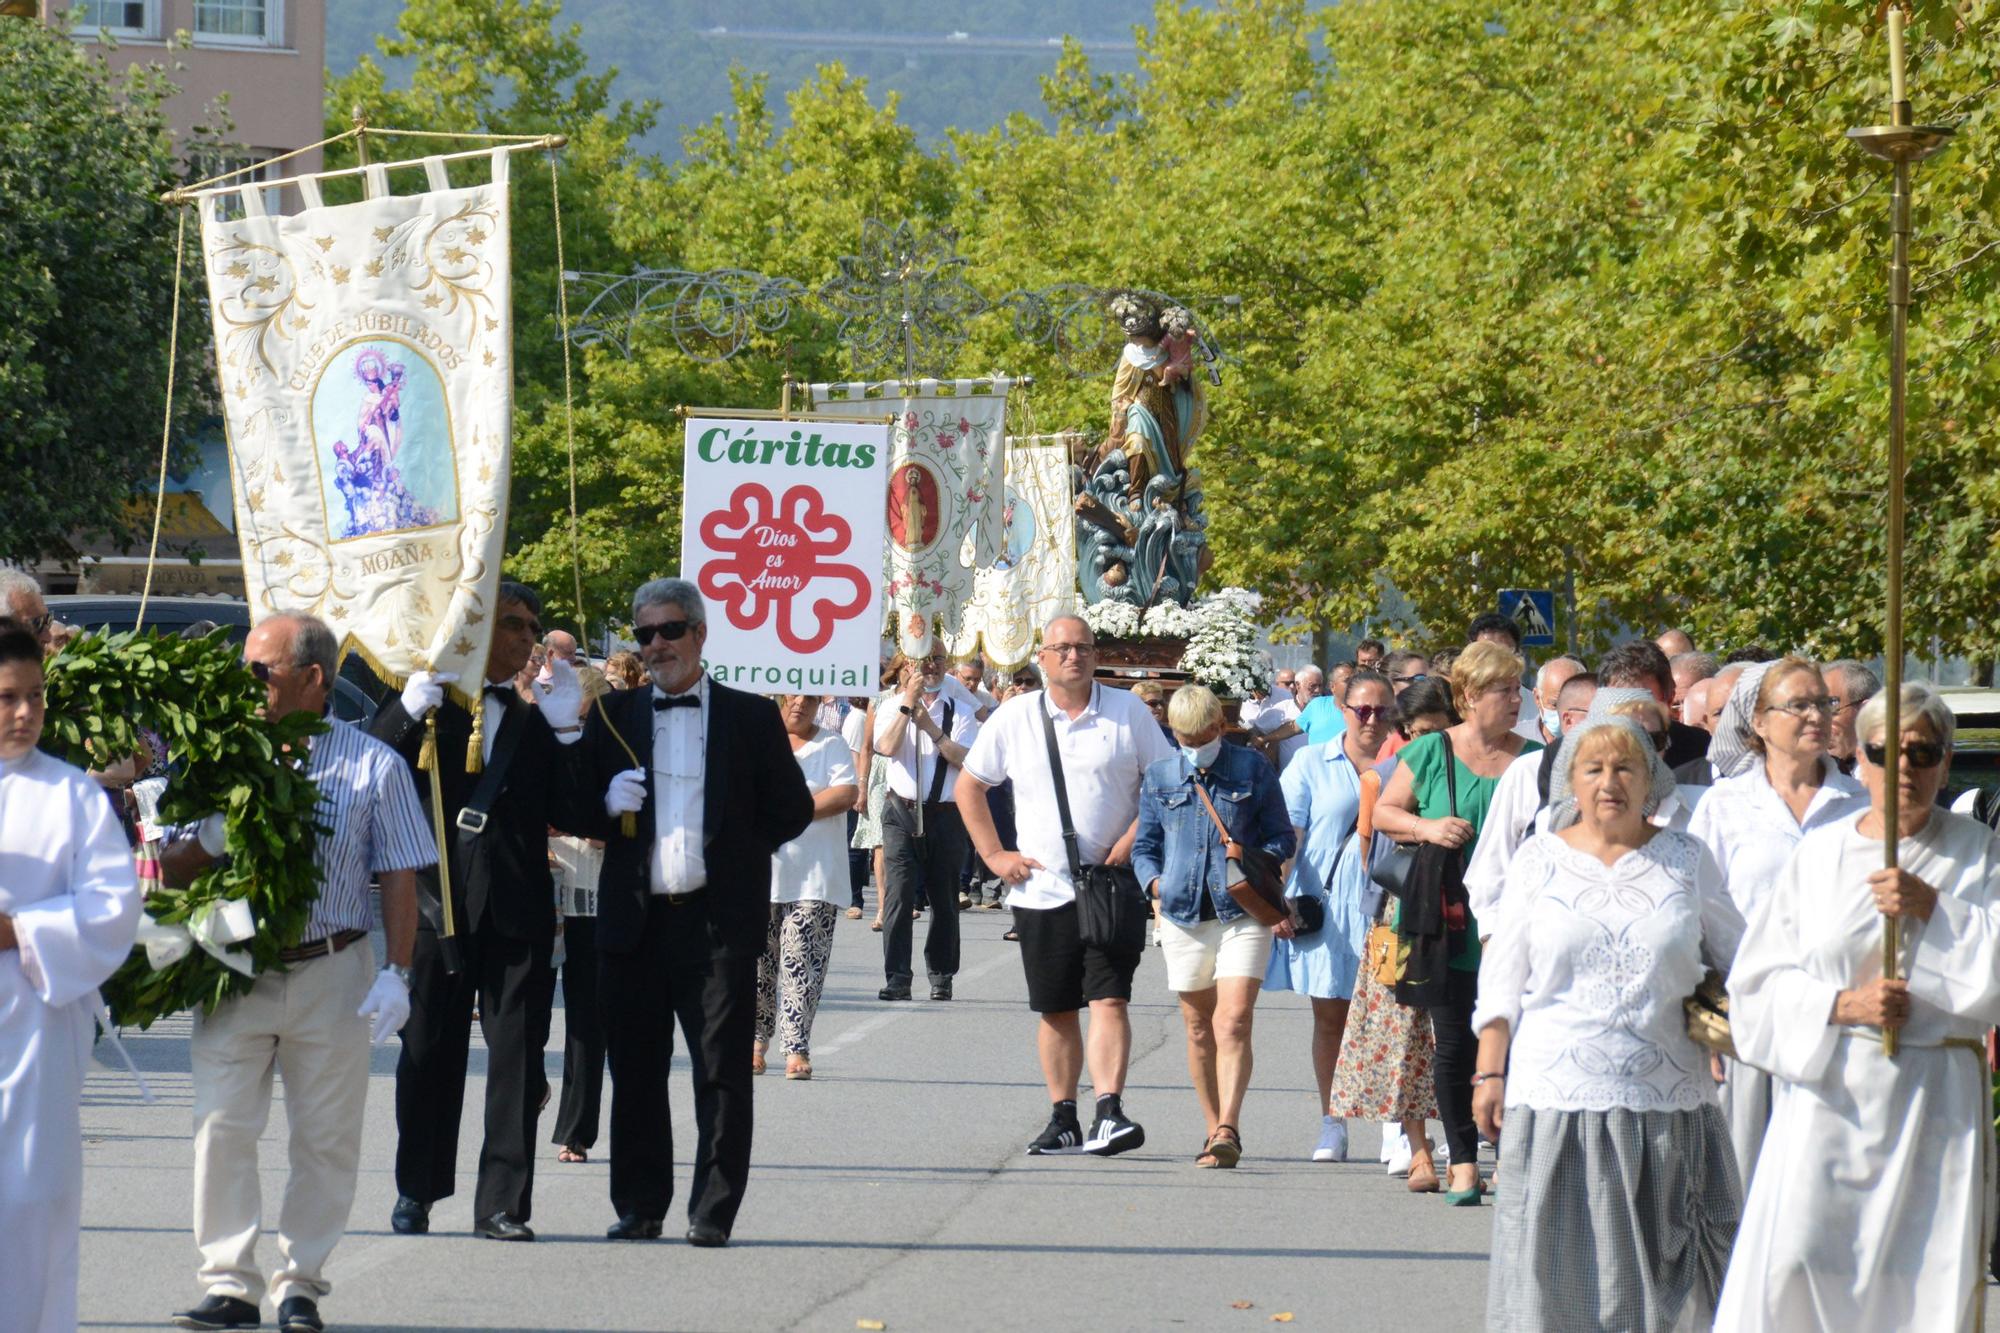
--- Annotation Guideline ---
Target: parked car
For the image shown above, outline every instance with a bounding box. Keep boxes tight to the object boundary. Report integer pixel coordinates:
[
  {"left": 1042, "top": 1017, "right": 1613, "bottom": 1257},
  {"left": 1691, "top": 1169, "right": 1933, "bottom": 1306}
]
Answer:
[
  {"left": 1938, "top": 686, "right": 2000, "bottom": 804},
  {"left": 46, "top": 595, "right": 384, "bottom": 726}
]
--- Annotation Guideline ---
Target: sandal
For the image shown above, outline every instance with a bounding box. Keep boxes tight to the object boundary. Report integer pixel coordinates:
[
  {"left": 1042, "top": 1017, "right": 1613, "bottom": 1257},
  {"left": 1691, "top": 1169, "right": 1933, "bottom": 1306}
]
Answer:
[
  {"left": 751, "top": 1043, "right": 767, "bottom": 1076},
  {"left": 871, "top": 919, "right": 884, "bottom": 932},
  {"left": 1406, "top": 1155, "right": 1441, "bottom": 1194},
  {"left": 846, "top": 906, "right": 863, "bottom": 919},
  {"left": 557, "top": 1145, "right": 588, "bottom": 1164},
  {"left": 786, "top": 1055, "right": 812, "bottom": 1081},
  {"left": 1196, "top": 1125, "right": 1242, "bottom": 1169}
]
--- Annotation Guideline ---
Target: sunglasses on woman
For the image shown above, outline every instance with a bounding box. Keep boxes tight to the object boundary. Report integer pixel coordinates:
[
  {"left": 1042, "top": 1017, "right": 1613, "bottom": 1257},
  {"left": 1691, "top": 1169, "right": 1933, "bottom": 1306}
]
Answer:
[
  {"left": 1863, "top": 740, "right": 1946, "bottom": 770},
  {"left": 634, "top": 620, "right": 694, "bottom": 647},
  {"left": 1345, "top": 704, "right": 1394, "bottom": 724}
]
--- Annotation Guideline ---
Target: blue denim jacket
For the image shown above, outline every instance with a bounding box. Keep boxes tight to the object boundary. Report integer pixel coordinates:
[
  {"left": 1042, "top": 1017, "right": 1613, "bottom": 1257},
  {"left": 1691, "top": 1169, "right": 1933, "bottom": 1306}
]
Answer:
[{"left": 1133, "top": 741, "right": 1296, "bottom": 927}]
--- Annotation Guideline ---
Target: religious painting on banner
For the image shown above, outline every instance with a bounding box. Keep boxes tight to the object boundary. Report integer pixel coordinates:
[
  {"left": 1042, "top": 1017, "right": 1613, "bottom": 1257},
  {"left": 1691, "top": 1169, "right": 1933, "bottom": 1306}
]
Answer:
[
  {"left": 680, "top": 416, "right": 891, "bottom": 694},
  {"left": 198, "top": 151, "right": 515, "bottom": 694},
  {"left": 949, "top": 435, "right": 1079, "bottom": 671},
  {"left": 808, "top": 379, "right": 1013, "bottom": 658}
]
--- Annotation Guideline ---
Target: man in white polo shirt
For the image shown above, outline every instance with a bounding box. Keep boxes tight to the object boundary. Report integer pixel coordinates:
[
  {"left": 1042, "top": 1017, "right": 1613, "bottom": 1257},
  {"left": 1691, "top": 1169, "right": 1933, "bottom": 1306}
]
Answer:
[{"left": 957, "top": 613, "right": 1174, "bottom": 1157}]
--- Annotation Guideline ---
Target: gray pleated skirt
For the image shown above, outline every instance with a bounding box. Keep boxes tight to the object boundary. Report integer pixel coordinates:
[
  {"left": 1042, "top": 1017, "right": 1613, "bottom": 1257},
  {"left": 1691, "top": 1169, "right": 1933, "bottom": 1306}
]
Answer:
[{"left": 1486, "top": 1103, "right": 1742, "bottom": 1333}]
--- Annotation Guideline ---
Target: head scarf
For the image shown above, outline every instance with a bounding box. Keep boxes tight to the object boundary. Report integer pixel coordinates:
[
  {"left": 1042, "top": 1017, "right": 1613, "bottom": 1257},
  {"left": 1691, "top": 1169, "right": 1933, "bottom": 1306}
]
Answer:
[
  {"left": 1705, "top": 661, "right": 1775, "bottom": 781},
  {"left": 1585, "top": 687, "right": 1659, "bottom": 721},
  {"left": 1546, "top": 715, "right": 1678, "bottom": 832}
]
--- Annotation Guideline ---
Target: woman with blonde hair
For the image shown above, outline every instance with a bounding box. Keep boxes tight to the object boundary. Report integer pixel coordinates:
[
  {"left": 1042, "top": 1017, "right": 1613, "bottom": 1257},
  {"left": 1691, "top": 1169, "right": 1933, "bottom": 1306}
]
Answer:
[
  {"left": 1374, "top": 639, "right": 1540, "bottom": 1203},
  {"left": 1687, "top": 657, "right": 1865, "bottom": 1185}
]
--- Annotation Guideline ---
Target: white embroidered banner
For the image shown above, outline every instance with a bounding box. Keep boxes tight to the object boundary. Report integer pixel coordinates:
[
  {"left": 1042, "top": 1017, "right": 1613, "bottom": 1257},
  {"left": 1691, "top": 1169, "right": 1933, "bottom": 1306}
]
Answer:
[
  {"left": 199, "top": 151, "right": 513, "bottom": 694},
  {"left": 808, "top": 378, "right": 1012, "bottom": 658},
  {"left": 949, "top": 434, "right": 1079, "bottom": 670}
]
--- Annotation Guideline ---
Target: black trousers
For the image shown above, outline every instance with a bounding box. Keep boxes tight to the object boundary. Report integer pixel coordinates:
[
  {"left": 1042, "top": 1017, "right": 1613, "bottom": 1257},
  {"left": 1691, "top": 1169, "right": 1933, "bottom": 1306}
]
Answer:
[
  {"left": 880, "top": 797, "right": 965, "bottom": 986},
  {"left": 846, "top": 810, "right": 867, "bottom": 909},
  {"left": 394, "top": 918, "right": 555, "bottom": 1221},
  {"left": 1426, "top": 981, "right": 1481, "bottom": 1165},
  {"left": 552, "top": 915, "right": 606, "bottom": 1151},
  {"left": 601, "top": 891, "right": 757, "bottom": 1233}
]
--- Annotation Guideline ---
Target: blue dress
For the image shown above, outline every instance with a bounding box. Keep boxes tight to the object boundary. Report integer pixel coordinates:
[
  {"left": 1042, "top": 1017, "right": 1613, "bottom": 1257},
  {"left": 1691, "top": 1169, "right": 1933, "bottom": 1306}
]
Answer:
[{"left": 1264, "top": 741, "right": 1371, "bottom": 1000}]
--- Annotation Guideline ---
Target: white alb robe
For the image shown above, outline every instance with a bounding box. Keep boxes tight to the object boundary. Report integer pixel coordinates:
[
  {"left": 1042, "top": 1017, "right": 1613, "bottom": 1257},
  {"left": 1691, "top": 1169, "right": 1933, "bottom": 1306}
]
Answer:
[
  {"left": 0, "top": 749, "right": 142, "bottom": 1333},
  {"left": 1717, "top": 809, "right": 2000, "bottom": 1333}
]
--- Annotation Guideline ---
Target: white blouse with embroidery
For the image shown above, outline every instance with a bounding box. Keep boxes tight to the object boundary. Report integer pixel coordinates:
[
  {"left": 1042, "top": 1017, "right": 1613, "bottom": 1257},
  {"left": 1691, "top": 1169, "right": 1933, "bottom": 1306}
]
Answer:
[{"left": 1473, "top": 830, "right": 1746, "bottom": 1113}]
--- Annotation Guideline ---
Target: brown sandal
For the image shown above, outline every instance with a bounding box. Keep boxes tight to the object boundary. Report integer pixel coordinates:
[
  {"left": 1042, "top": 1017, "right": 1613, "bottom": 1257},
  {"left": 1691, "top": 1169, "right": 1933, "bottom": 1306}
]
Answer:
[
  {"left": 786, "top": 1055, "right": 812, "bottom": 1081},
  {"left": 751, "top": 1043, "right": 767, "bottom": 1076},
  {"left": 1406, "top": 1155, "right": 1441, "bottom": 1193},
  {"left": 1196, "top": 1125, "right": 1242, "bottom": 1169}
]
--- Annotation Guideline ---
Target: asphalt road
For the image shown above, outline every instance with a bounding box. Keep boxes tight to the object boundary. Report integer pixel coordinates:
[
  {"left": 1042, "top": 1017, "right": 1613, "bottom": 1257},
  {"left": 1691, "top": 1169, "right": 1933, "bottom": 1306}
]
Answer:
[{"left": 79, "top": 902, "right": 1496, "bottom": 1332}]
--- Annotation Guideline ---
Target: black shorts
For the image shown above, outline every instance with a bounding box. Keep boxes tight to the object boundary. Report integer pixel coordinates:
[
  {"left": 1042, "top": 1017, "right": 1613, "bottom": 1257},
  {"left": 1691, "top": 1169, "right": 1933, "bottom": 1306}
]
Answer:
[{"left": 1013, "top": 902, "right": 1142, "bottom": 1014}]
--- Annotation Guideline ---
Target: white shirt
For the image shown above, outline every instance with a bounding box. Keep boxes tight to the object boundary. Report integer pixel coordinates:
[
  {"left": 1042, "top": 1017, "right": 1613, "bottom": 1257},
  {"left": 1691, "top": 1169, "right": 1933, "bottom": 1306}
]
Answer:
[
  {"left": 772, "top": 729, "right": 858, "bottom": 904},
  {"left": 1240, "top": 685, "right": 1290, "bottom": 732},
  {"left": 1686, "top": 757, "right": 1867, "bottom": 920},
  {"left": 840, "top": 706, "right": 870, "bottom": 763},
  {"left": 960, "top": 684, "right": 1176, "bottom": 910},
  {"left": 650, "top": 676, "right": 710, "bottom": 896},
  {"left": 1252, "top": 697, "right": 1309, "bottom": 772},
  {"left": 1473, "top": 830, "right": 1743, "bottom": 1113},
  {"left": 873, "top": 682, "right": 980, "bottom": 802}
]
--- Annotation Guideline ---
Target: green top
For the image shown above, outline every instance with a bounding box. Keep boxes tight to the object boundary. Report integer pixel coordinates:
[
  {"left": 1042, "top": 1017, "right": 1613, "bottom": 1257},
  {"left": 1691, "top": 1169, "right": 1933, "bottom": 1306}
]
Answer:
[{"left": 1397, "top": 730, "right": 1543, "bottom": 972}]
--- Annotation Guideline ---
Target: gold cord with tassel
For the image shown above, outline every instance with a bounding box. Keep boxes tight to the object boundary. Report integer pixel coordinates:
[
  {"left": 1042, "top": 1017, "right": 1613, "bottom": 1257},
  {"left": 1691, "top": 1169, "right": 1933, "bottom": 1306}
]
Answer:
[{"left": 465, "top": 701, "right": 485, "bottom": 775}]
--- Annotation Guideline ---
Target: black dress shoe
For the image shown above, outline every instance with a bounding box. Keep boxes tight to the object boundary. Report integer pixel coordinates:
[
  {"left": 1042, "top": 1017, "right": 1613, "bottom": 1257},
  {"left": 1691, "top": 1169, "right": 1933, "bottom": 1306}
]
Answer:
[
  {"left": 930, "top": 977, "right": 953, "bottom": 1001},
  {"left": 686, "top": 1219, "right": 730, "bottom": 1248},
  {"left": 607, "top": 1213, "right": 664, "bottom": 1240},
  {"left": 878, "top": 984, "right": 912, "bottom": 1001},
  {"left": 390, "top": 1194, "right": 430, "bottom": 1235},
  {"left": 474, "top": 1212, "right": 535, "bottom": 1241},
  {"left": 171, "top": 1293, "right": 261, "bottom": 1330},
  {"left": 276, "top": 1296, "right": 323, "bottom": 1333}
]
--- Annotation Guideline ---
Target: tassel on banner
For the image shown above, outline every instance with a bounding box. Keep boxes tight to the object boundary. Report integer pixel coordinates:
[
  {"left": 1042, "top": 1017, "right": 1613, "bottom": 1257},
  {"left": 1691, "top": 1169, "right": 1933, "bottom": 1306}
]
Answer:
[
  {"left": 465, "top": 704, "right": 485, "bottom": 775},
  {"left": 621, "top": 812, "right": 637, "bottom": 839},
  {"left": 417, "top": 719, "right": 438, "bottom": 773}
]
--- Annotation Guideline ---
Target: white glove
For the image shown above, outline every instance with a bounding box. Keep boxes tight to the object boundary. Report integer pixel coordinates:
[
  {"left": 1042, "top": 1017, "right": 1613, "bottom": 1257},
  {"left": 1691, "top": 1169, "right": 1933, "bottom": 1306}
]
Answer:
[
  {"left": 357, "top": 967, "right": 411, "bottom": 1045},
  {"left": 604, "top": 768, "right": 646, "bottom": 817},
  {"left": 535, "top": 657, "right": 583, "bottom": 732},
  {"left": 196, "top": 812, "right": 228, "bottom": 857},
  {"left": 399, "top": 671, "right": 458, "bottom": 723}
]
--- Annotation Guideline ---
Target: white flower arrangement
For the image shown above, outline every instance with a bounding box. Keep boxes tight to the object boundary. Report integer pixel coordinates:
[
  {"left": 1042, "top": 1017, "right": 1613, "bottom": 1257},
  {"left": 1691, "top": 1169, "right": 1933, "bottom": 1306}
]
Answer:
[
  {"left": 1139, "top": 601, "right": 1200, "bottom": 638},
  {"left": 1081, "top": 599, "right": 1144, "bottom": 639},
  {"left": 1077, "top": 589, "right": 1273, "bottom": 699}
]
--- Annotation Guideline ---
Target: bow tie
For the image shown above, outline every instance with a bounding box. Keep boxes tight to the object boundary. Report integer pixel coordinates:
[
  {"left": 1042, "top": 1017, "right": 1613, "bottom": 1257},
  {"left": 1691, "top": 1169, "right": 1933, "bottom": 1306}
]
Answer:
[
  {"left": 484, "top": 684, "right": 513, "bottom": 700},
  {"left": 654, "top": 694, "right": 699, "bottom": 711}
]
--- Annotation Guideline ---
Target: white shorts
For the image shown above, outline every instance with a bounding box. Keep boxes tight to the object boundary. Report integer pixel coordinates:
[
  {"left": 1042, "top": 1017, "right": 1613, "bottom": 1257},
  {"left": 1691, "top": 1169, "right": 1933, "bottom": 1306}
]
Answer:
[{"left": 1158, "top": 913, "right": 1274, "bottom": 993}]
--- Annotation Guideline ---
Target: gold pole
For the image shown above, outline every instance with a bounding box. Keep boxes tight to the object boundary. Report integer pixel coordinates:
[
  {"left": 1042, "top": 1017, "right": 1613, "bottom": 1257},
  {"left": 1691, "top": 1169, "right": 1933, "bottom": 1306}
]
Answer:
[
  {"left": 419, "top": 715, "right": 463, "bottom": 972},
  {"left": 1847, "top": 12, "right": 1952, "bottom": 1058}
]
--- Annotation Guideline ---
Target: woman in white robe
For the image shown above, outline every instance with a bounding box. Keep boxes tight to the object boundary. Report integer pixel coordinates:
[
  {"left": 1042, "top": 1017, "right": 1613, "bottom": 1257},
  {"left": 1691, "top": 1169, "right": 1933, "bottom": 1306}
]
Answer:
[
  {"left": 0, "top": 620, "right": 143, "bottom": 1333},
  {"left": 1717, "top": 682, "right": 2000, "bottom": 1332},
  {"left": 1686, "top": 659, "right": 1865, "bottom": 1186}
]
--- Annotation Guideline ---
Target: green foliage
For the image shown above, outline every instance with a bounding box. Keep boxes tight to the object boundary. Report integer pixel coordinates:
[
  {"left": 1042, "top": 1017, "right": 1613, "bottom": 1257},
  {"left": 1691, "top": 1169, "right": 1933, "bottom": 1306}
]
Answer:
[
  {"left": 0, "top": 20, "right": 206, "bottom": 564},
  {"left": 41, "top": 631, "right": 327, "bottom": 1029}
]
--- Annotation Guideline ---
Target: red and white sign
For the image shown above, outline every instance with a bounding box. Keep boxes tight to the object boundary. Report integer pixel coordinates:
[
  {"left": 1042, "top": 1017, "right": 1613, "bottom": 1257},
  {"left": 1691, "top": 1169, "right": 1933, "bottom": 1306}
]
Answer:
[{"left": 680, "top": 416, "right": 890, "bottom": 693}]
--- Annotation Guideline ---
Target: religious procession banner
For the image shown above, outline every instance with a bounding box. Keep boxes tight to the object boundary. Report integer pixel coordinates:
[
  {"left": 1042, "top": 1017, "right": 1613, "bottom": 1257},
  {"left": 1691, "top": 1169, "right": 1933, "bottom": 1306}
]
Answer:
[
  {"left": 949, "top": 434, "right": 1079, "bottom": 670},
  {"left": 808, "top": 378, "right": 1013, "bottom": 659},
  {"left": 680, "top": 416, "right": 891, "bottom": 692},
  {"left": 198, "top": 151, "right": 515, "bottom": 693}
]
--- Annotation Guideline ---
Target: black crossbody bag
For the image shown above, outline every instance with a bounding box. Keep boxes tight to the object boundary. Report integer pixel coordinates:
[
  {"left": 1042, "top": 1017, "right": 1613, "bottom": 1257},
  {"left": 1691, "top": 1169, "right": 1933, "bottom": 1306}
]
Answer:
[{"left": 1040, "top": 703, "right": 1149, "bottom": 954}]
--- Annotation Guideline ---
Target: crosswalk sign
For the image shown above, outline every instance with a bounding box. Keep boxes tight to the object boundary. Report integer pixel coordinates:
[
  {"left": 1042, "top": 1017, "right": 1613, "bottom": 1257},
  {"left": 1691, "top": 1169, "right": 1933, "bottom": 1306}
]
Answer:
[{"left": 1499, "top": 589, "right": 1556, "bottom": 647}]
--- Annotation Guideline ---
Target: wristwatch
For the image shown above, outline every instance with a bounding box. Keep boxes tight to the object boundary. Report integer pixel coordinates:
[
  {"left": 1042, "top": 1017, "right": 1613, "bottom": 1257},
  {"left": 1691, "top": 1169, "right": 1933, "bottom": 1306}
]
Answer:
[
  {"left": 384, "top": 963, "right": 413, "bottom": 987},
  {"left": 899, "top": 704, "right": 915, "bottom": 717}
]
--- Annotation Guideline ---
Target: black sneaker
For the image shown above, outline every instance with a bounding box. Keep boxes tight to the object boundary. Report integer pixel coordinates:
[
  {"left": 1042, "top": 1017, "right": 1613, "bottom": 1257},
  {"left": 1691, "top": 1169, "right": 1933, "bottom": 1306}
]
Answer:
[
  {"left": 1025, "top": 1108, "right": 1085, "bottom": 1156},
  {"left": 1083, "top": 1107, "right": 1146, "bottom": 1157}
]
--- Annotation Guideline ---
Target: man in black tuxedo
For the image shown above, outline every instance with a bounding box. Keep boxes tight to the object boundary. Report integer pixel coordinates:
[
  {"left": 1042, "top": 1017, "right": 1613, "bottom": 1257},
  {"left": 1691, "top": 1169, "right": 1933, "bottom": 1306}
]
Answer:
[
  {"left": 371, "top": 581, "right": 588, "bottom": 1242},
  {"left": 571, "top": 577, "right": 812, "bottom": 1247}
]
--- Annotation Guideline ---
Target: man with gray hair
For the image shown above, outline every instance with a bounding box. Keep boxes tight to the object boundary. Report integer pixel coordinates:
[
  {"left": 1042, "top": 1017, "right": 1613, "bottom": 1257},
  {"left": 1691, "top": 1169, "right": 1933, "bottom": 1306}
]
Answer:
[
  {"left": 568, "top": 578, "right": 812, "bottom": 1247},
  {"left": 1670, "top": 651, "right": 1721, "bottom": 709},
  {"left": 543, "top": 628, "right": 580, "bottom": 666},
  {"left": 1823, "top": 659, "right": 1882, "bottom": 776},
  {"left": 0, "top": 569, "right": 51, "bottom": 650},
  {"left": 164, "top": 612, "right": 434, "bottom": 1333}
]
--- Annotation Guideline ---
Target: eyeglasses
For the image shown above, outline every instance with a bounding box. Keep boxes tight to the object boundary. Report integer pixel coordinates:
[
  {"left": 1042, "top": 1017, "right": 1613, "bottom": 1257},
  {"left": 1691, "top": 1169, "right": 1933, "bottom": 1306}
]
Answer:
[
  {"left": 22, "top": 612, "right": 51, "bottom": 635},
  {"left": 1040, "top": 643, "right": 1094, "bottom": 659},
  {"left": 1863, "top": 739, "right": 1946, "bottom": 770},
  {"left": 634, "top": 620, "right": 694, "bottom": 647},
  {"left": 500, "top": 613, "right": 543, "bottom": 637},
  {"left": 1346, "top": 704, "right": 1394, "bottom": 724},
  {"left": 247, "top": 660, "right": 277, "bottom": 683},
  {"left": 1830, "top": 697, "right": 1866, "bottom": 716},
  {"left": 1762, "top": 697, "right": 1835, "bottom": 721},
  {"left": 1393, "top": 673, "right": 1428, "bottom": 685}
]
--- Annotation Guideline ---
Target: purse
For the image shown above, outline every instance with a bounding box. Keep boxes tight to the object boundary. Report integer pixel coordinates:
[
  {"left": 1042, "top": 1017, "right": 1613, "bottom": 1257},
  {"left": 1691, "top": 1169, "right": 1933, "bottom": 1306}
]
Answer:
[
  {"left": 1683, "top": 968, "right": 1736, "bottom": 1058},
  {"left": 1193, "top": 779, "right": 1291, "bottom": 929},
  {"left": 1392, "top": 734, "right": 1469, "bottom": 1007},
  {"left": 1041, "top": 704, "right": 1149, "bottom": 954}
]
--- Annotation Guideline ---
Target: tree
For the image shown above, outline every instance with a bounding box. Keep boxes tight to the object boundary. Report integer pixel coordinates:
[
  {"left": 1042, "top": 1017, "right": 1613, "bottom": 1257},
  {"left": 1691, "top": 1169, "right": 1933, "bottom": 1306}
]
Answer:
[{"left": 0, "top": 20, "right": 205, "bottom": 563}]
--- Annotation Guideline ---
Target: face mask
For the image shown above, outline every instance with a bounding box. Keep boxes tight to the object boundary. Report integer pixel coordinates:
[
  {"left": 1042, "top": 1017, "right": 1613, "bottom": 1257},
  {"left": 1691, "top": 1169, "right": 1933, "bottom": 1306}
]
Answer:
[
  {"left": 922, "top": 678, "right": 943, "bottom": 694},
  {"left": 1541, "top": 707, "right": 1562, "bottom": 737},
  {"left": 1182, "top": 738, "right": 1223, "bottom": 770}
]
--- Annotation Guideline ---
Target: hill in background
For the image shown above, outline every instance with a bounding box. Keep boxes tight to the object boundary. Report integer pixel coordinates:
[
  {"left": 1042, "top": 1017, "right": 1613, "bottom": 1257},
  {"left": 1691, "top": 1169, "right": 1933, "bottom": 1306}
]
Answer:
[{"left": 327, "top": 0, "right": 1155, "bottom": 156}]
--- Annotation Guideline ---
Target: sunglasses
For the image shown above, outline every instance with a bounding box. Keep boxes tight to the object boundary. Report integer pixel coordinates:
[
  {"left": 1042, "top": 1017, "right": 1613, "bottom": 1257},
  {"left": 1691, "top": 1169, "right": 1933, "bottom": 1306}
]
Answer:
[
  {"left": 1863, "top": 740, "right": 1946, "bottom": 771},
  {"left": 1393, "top": 672, "right": 1428, "bottom": 685},
  {"left": 23, "top": 611, "right": 52, "bottom": 635},
  {"left": 634, "top": 620, "right": 694, "bottom": 647},
  {"left": 248, "top": 660, "right": 276, "bottom": 683},
  {"left": 1346, "top": 704, "right": 1394, "bottom": 724}
]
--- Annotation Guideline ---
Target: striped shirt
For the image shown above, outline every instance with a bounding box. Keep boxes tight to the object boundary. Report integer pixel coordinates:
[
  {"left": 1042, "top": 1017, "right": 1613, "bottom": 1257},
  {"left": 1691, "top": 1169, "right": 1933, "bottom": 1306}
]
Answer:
[{"left": 301, "top": 717, "right": 436, "bottom": 940}]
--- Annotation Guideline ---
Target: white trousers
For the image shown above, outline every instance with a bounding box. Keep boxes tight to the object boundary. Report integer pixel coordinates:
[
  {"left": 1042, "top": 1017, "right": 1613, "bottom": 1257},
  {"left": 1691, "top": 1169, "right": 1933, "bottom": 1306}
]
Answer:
[
  {"left": 0, "top": 986, "right": 94, "bottom": 1333},
  {"left": 189, "top": 941, "right": 373, "bottom": 1307}
]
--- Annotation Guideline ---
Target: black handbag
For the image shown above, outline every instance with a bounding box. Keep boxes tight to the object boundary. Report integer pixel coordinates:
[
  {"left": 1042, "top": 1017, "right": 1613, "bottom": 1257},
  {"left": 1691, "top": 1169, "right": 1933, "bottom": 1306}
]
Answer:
[
  {"left": 1193, "top": 779, "right": 1292, "bottom": 928},
  {"left": 1367, "top": 733, "right": 1459, "bottom": 901},
  {"left": 1041, "top": 705, "right": 1148, "bottom": 954},
  {"left": 1391, "top": 734, "right": 1470, "bottom": 1007}
]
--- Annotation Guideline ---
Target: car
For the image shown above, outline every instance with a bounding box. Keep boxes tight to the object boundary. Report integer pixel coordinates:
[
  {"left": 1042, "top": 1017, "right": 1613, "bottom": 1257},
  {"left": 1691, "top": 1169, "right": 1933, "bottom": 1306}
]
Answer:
[
  {"left": 46, "top": 595, "right": 384, "bottom": 726},
  {"left": 1937, "top": 686, "right": 2000, "bottom": 804}
]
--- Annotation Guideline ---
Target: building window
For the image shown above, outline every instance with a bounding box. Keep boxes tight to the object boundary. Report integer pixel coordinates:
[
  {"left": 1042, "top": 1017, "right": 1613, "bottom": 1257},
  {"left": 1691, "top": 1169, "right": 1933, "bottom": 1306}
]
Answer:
[
  {"left": 192, "top": 150, "right": 281, "bottom": 220},
  {"left": 70, "top": 0, "right": 158, "bottom": 38},
  {"left": 193, "top": 0, "right": 281, "bottom": 46}
]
